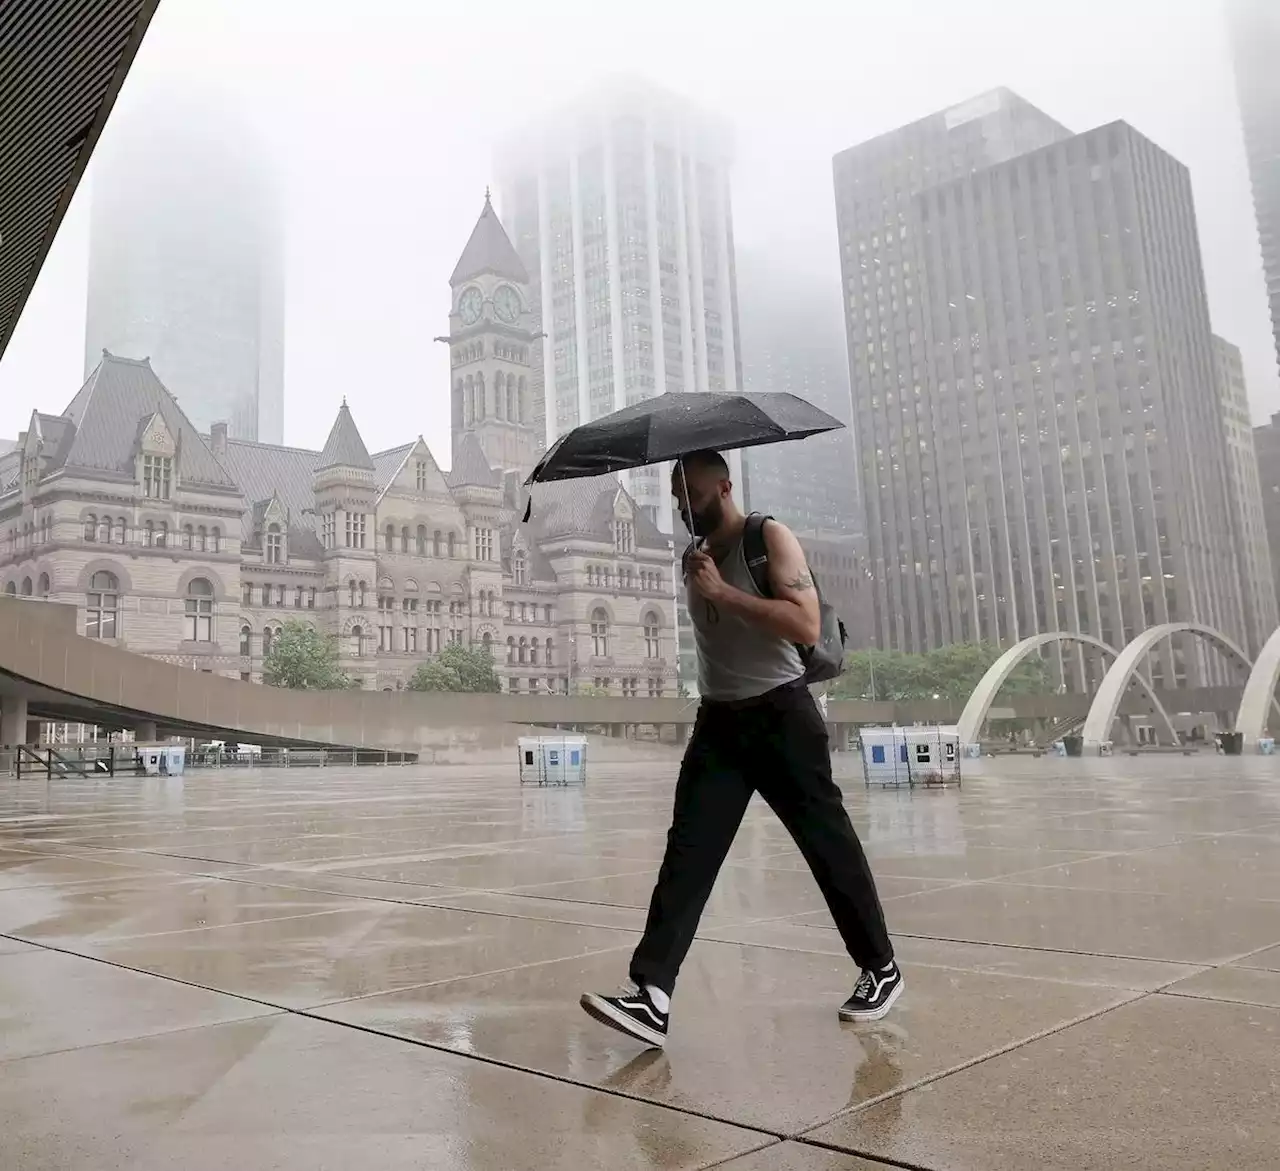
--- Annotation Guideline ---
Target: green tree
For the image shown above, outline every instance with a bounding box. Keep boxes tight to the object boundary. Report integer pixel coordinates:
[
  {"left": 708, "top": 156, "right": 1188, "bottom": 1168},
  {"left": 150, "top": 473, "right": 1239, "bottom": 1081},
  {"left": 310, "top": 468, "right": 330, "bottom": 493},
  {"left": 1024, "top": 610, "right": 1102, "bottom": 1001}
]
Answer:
[
  {"left": 406, "top": 643, "right": 501, "bottom": 693},
  {"left": 262, "top": 620, "right": 353, "bottom": 690},
  {"left": 830, "top": 642, "right": 1051, "bottom": 701}
]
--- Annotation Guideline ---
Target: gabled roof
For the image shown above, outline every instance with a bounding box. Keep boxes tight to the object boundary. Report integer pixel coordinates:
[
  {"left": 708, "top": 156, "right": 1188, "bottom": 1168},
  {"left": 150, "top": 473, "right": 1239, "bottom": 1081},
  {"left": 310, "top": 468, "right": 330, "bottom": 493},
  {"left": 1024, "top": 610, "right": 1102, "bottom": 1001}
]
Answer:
[
  {"left": 447, "top": 432, "right": 502, "bottom": 488},
  {"left": 449, "top": 193, "right": 529, "bottom": 286},
  {"left": 215, "top": 438, "right": 321, "bottom": 541},
  {"left": 527, "top": 476, "right": 668, "bottom": 550},
  {"left": 317, "top": 399, "right": 374, "bottom": 471},
  {"left": 372, "top": 443, "right": 414, "bottom": 499},
  {"left": 57, "top": 352, "right": 236, "bottom": 487}
]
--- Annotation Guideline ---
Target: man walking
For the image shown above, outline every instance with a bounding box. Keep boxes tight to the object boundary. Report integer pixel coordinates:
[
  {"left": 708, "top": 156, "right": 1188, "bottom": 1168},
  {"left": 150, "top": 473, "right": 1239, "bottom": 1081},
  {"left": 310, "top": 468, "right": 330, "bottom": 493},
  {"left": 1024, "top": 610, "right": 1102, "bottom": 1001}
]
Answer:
[{"left": 581, "top": 451, "right": 901, "bottom": 1048}]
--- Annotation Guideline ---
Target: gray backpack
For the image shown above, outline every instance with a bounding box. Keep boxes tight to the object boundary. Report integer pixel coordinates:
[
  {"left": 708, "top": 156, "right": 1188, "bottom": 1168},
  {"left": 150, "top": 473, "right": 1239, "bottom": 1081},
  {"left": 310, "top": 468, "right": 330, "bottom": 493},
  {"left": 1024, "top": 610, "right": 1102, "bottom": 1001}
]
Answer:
[{"left": 742, "top": 513, "right": 847, "bottom": 684}]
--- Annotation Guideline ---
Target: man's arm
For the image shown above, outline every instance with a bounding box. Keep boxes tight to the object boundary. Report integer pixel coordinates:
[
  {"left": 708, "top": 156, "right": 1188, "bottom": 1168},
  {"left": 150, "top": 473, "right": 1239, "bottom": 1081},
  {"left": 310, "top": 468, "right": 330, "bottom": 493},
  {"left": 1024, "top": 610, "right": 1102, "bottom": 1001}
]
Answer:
[{"left": 688, "top": 520, "right": 820, "bottom": 645}]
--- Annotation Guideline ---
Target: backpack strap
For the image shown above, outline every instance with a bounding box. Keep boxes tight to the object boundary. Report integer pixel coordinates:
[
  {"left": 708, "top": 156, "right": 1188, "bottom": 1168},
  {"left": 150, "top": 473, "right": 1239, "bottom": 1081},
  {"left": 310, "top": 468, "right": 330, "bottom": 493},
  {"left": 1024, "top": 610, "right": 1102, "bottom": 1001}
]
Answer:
[{"left": 742, "top": 513, "right": 773, "bottom": 598}]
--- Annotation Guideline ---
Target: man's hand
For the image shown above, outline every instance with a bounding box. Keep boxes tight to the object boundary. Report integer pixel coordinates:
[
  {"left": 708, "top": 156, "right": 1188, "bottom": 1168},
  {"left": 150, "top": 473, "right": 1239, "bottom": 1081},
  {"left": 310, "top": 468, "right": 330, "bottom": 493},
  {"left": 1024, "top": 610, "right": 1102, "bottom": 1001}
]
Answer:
[{"left": 688, "top": 550, "right": 728, "bottom": 602}]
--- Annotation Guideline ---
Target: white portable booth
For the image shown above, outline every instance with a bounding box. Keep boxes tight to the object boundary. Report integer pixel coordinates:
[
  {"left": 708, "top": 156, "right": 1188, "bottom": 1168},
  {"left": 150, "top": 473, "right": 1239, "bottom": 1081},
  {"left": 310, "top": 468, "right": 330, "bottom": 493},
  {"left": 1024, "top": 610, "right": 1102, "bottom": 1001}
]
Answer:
[{"left": 860, "top": 726, "right": 961, "bottom": 788}]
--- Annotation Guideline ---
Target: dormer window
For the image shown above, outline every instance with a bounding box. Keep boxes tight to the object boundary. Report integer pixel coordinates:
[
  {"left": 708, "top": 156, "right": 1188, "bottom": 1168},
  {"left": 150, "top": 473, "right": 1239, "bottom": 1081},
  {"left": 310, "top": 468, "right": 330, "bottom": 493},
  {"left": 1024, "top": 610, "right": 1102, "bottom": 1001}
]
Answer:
[
  {"left": 614, "top": 520, "right": 634, "bottom": 554},
  {"left": 415, "top": 460, "right": 429, "bottom": 491},
  {"left": 22, "top": 454, "right": 38, "bottom": 492},
  {"left": 143, "top": 455, "right": 172, "bottom": 500},
  {"left": 266, "top": 524, "right": 284, "bottom": 564}
]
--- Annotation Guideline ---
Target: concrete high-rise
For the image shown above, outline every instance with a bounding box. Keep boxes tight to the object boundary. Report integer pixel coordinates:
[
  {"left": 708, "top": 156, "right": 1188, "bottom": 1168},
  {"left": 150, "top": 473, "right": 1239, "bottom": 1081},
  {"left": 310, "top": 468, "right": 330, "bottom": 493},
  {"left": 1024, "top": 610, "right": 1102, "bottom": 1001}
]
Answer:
[
  {"left": 1228, "top": 0, "right": 1280, "bottom": 380},
  {"left": 496, "top": 78, "right": 742, "bottom": 529},
  {"left": 85, "top": 94, "right": 284, "bottom": 444},
  {"left": 834, "top": 95, "right": 1248, "bottom": 688},
  {"left": 1213, "top": 335, "right": 1276, "bottom": 653},
  {"left": 737, "top": 253, "right": 861, "bottom": 537}
]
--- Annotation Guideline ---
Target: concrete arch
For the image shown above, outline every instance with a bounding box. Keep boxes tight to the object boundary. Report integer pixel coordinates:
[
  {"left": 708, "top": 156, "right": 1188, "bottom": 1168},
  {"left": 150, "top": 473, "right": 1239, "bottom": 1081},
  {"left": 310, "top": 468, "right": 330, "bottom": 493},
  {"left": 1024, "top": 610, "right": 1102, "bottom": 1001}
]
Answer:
[
  {"left": 957, "top": 632, "right": 1178, "bottom": 749},
  {"left": 1235, "top": 625, "right": 1280, "bottom": 745},
  {"left": 1082, "top": 622, "right": 1257, "bottom": 751},
  {"left": 75, "top": 558, "right": 134, "bottom": 593}
]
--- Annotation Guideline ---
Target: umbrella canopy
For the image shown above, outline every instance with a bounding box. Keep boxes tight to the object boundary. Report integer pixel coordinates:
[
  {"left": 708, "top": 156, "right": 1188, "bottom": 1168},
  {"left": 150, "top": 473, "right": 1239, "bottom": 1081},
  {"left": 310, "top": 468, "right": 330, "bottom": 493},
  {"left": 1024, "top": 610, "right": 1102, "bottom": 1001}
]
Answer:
[{"left": 525, "top": 391, "right": 844, "bottom": 485}]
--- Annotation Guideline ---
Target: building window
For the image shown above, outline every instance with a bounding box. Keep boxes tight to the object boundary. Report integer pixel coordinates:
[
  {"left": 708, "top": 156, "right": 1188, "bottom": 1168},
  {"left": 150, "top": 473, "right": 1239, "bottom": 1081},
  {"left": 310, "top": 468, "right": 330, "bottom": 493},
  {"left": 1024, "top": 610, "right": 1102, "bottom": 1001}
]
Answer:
[
  {"left": 648, "top": 678, "right": 663, "bottom": 698},
  {"left": 507, "top": 635, "right": 515, "bottom": 664},
  {"left": 97, "top": 517, "right": 111, "bottom": 544},
  {"left": 155, "top": 522, "right": 167, "bottom": 548},
  {"left": 530, "top": 637, "right": 540, "bottom": 666},
  {"left": 322, "top": 513, "right": 336, "bottom": 549},
  {"left": 85, "top": 571, "right": 119, "bottom": 639},
  {"left": 415, "top": 460, "right": 429, "bottom": 491},
  {"left": 20, "top": 577, "right": 31, "bottom": 597},
  {"left": 591, "top": 607, "right": 609, "bottom": 658},
  {"left": 276, "top": 584, "right": 286, "bottom": 607},
  {"left": 384, "top": 523, "right": 394, "bottom": 552},
  {"left": 242, "top": 582, "right": 253, "bottom": 606},
  {"left": 211, "top": 527, "right": 221, "bottom": 553},
  {"left": 416, "top": 525, "right": 427, "bottom": 555},
  {"left": 481, "top": 631, "right": 493, "bottom": 657},
  {"left": 475, "top": 528, "right": 494, "bottom": 562},
  {"left": 84, "top": 515, "right": 96, "bottom": 542},
  {"left": 350, "top": 624, "right": 364, "bottom": 657},
  {"left": 295, "top": 587, "right": 303, "bottom": 609},
  {"left": 518, "top": 636, "right": 528, "bottom": 664},
  {"left": 308, "top": 587, "right": 316, "bottom": 609},
  {"left": 345, "top": 512, "right": 366, "bottom": 549},
  {"left": 644, "top": 612, "right": 661, "bottom": 658},
  {"left": 614, "top": 520, "right": 634, "bottom": 554},
  {"left": 263, "top": 626, "right": 275, "bottom": 655},
  {"left": 403, "top": 627, "right": 418, "bottom": 653},
  {"left": 433, "top": 530, "right": 442, "bottom": 557},
  {"left": 622, "top": 678, "right": 638, "bottom": 699},
  {"left": 182, "top": 525, "right": 194, "bottom": 551},
  {"left": 266, "top": 524, "right": 283, "bottom": 564},
  {"left": 240, "top": 624, "right": 252, "bottom": 655},
  {"left": 142, "top": 455, "right": 172, "bottom": 500},
  {"left": 198, "top": 525, "right": 209, "bottom": 552},
  {"left": 447, "top": 532, "right": 456, "bottom": 558},
  {"left": 513, "top": 550, "right": 528, "bottom": 585},
  {"left": 358, "top": 580, "right": 367, "bottom": 608},
  {"left": 348, "top": 579, "right": 357, "bottom": 608},
  {"left": 545, "top": 639, "right": 554, "bottom": 666},
  {"left": 37, "top": 573, "right": 50, "bottom": 598},
  {"left": 400, "top": 525, "right": 409, "bottom": 553},
  {"left": 114, "top": 518, "right": 127, "bottom": 545},
  {"left": 185, "top": 577, "right": 214, "bottom": 642}
]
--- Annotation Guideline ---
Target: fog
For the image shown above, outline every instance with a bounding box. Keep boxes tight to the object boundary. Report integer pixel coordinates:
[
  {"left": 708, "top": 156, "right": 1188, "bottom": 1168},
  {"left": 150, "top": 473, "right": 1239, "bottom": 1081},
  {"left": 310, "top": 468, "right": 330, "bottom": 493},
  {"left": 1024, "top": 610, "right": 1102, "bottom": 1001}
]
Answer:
[{"left": 1, "top": 0, "right": 1271, "bottom": 457}]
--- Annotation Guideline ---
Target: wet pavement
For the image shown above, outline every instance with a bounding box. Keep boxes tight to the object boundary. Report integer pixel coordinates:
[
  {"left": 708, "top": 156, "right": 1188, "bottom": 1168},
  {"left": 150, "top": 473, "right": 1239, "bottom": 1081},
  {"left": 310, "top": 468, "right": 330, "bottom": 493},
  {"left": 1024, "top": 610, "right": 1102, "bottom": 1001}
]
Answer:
[{"left": 1, "top": 754, "right": 1279, "bottom": 1169}]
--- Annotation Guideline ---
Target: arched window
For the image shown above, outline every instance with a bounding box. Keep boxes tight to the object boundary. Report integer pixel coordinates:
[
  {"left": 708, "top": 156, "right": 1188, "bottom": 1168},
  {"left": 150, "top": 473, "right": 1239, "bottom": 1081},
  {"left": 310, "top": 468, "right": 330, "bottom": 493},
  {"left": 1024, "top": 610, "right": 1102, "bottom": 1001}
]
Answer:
[
  {"left": 262, "top": 626, "right": 275, "bottom": 655},
  {"left": 182, "top": 524, "right": 194, "bottom": 551},
  {"left": 494, "top": 371, "right": 506, "bottom": 420},
  {"left": 86, "top": 571, "right": 119, "bottom": 639},
  {"left": 240, "top": 623, "right": 252, "bottom": 655},
  {"left": 142, "top": 521, "right": 154, "bottom": 548},
  {"left": 545, "top": 638, "right": 554, "bottom": 666},
  {"left": 475, "top": 372, "right": 486, "bottom": 419},
  {"left": 83, "top": 515, "right": 96, "bottom": 542},
  {"left": 481, "top": 631, "right": 493, "bottom": 655},
  {"left": 185, "top": 578, "right": 214, "bottom": 642},
  {"left": 447, "top": 532, "right": 456, "bottom": 558},
  {"left": 348, "top": 579, "right": 357, "bottom": 608},
  {"left": 358, "top": 580, "right": 367, "bottom": 608},
  {"left": 37, "top": 573, "right": 50, "bottom": 598},
  {"left": 507, "top": 380, "right": 517, "bottom": 422},
  {"left": 530, "top": 637, "right": 539, "bottom": 666},
  {"left": 401, "top": 525, "right": 410, "bottom": 553},
  {"left": 114, "top": 518, "right": 127, "bottom": 544},
  {"left": 506, "top": 635, "right": 515, "bottom": 664},
  {"left": 514, "top": 550, "right": 528, "bottom": 586},
  {"left": 518, "top": 376, "right": 527, "bottom": 423},
  {"left": 416, "top": 525, "right": 427, "bottom": 555},
  {"left": 266, "top": 524, "right": 283, "bottom": 564},
  {"left": 644, "top": 612, "right": 661, "bottom": 658},
  {"left": 433, "top": 530, "right": 442, "bottom": 557},
  {"left": 20, "top": 576, "right": 32, "bottom": 596},
  {"left": 2, "top": 582, "right": 13, "bottom": 595},
  {"left": 96, "top": 517, "right": 111, "bottom": 544},
  {"left": 350, "top": 624, "right": 364, "bottom": 657},
  {"left": 197, "top": 525, "right": 207, "bottom": 552},
  {"left": 518, "top": 636, "right": 528, "bottom": 665},
  {"left": 385, "top": 524, "right": 394, "bottom": 552},
  {"left": 591, "top": 607, "right": 609, "bottom": 658},
  {"left": 155, "top": 521, "right": 168, "bottom": 548},
  {"left": 211, "top": 527, "right": 221, "bottom": 553}
]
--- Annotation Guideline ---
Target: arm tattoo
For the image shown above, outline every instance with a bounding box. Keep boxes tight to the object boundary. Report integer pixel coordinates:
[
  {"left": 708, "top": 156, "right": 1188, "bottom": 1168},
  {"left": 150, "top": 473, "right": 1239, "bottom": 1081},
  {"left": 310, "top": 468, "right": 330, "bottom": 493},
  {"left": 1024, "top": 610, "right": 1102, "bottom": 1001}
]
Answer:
[{"left": 785, "top": 571, "right": 814, "bottom": 592}]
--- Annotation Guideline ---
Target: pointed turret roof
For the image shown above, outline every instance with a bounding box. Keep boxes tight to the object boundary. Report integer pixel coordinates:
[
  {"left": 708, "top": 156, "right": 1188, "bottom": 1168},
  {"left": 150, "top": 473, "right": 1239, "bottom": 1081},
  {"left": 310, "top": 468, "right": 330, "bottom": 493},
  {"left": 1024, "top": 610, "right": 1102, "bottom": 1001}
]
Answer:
[
  {"left": 317, "top": 399, "right": 374, "bottom": 471},
  {"left": 449, "top": 191, "right": 529, "bottom": 286},
  {"left": 447, "top": 431, "right": 501, "bottom": 488}
]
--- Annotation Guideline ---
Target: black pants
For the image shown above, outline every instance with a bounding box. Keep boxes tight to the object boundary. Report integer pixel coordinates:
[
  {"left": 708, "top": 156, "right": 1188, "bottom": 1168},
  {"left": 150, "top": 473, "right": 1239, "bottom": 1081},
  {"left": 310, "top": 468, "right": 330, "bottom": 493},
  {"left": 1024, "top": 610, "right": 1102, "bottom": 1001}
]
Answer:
[{"left": 630, "top": 682, "right": 893, "bottom": 996}]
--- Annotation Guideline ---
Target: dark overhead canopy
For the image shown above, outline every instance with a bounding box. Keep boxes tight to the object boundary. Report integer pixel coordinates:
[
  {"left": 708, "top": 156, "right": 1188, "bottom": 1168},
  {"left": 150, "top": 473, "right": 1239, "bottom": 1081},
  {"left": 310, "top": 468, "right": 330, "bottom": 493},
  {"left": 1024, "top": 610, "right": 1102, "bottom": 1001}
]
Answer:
[{"left": 0, "top": 0, "right": 160, "bottom": 362}]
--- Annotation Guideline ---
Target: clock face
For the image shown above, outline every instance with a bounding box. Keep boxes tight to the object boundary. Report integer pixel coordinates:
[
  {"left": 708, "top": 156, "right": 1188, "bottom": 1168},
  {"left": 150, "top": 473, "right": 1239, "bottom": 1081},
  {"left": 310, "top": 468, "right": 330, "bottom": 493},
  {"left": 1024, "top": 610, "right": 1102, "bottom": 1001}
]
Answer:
[
  {"left": 458, "top": 286, "right": 483, "bottom": 325},
  {"left": 493, "top": 284, "right": 521, "bottom": 324}
]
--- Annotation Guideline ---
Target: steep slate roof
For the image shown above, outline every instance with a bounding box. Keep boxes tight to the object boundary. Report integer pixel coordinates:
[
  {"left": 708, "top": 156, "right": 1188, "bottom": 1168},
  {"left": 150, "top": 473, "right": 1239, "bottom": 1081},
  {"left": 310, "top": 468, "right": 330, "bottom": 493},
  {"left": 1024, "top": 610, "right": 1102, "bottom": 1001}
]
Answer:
[
  {"left": 371, "top": 443, "right": 414, "bottom": 499},
  {"left": 449, "top": 194, "right": 529, "bottom": 286},
  {"left": 447, "top": 432, "right": 502, "bottom": 488},
  {"left": 317, "top": 399, "right": 374, "bottom": 471},
  {"left": 216, "top": 438, "right": 321, "bottom": 543},
  {"left": 0, "top": 439, "right": 14, "bottom": 456},
  {"left": 527, "top": 476, "right": 668, "bottom": 550},
  {"left": 58, "top": 353, "right": 237, "bottom": 487}
]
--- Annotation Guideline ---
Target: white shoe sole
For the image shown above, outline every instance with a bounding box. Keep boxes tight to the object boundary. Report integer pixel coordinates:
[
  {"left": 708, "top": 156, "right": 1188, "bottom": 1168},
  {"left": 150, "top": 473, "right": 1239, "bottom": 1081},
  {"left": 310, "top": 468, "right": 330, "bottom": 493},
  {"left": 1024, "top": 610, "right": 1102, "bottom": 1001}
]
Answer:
[
  {"left": 838, "top": 978, "right": 904, "bottom": 1022},
  {"left": 580, "top": 993, "right": 666, "bottom": 1048}
]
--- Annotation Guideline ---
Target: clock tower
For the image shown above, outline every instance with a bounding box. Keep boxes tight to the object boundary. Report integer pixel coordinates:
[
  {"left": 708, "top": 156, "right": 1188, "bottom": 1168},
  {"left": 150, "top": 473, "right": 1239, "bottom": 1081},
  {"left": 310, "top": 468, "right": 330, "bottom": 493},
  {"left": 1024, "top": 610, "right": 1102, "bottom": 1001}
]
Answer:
[{"left": 444, "top": 191, "right": 539, "bottom": 479}]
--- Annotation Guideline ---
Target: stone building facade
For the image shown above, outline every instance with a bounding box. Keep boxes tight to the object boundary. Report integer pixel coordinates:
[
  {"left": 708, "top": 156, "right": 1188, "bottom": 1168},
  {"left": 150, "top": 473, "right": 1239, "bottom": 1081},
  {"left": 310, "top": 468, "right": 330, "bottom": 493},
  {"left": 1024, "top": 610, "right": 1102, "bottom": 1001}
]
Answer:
[{"left": 0, "top": 201, "right": 679, "bottom": 696}]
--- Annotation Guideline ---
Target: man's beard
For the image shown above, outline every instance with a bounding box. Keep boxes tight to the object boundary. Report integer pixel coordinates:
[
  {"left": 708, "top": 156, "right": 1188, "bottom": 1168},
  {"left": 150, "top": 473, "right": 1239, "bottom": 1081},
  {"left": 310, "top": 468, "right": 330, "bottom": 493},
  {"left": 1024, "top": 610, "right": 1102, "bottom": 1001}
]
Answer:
[{"left": 683, "top": 496, "right": 724, "bottom": 537}]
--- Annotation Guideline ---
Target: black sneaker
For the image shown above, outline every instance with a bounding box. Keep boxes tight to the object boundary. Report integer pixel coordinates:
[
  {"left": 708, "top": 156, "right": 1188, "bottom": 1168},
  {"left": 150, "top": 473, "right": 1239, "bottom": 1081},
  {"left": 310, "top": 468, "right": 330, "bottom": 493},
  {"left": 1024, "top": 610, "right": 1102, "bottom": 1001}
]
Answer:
[
  {"left": 839, "top": 963, "right": 904, "bottom": 1022},
  {"left": 580, "top": 982, "right": 668, "bottom": 1048}
]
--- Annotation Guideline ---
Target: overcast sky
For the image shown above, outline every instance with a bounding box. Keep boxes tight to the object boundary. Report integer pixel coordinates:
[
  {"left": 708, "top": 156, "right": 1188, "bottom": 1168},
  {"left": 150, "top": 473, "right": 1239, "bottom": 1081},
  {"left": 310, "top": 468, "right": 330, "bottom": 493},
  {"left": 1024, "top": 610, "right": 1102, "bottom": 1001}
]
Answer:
[{"left": 1, "top": 0, "right": 1273, "bottom": 459}]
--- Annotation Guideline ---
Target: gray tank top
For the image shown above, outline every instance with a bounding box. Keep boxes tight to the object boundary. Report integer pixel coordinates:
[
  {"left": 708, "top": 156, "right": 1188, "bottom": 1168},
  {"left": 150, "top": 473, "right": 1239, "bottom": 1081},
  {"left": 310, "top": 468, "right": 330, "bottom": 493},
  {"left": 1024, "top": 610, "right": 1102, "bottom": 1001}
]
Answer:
[{"left": 688, "top": 535, "right": 805, "bottom": 701}]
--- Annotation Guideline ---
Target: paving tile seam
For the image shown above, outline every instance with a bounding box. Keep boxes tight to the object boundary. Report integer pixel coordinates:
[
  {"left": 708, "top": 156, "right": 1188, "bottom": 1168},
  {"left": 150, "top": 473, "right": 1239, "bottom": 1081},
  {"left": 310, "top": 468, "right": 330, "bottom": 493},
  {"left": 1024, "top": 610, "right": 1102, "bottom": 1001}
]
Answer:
[
  {"left": 965, "top": 876, "right": 1280, "bottom": 903},
  {"left": 699, "top": 1140, "right": 785, "bottom": 1170},
  {"left": 1155, "top": 987, "right": 1280, "bottom": 1010},
  {"left": 34, "top": 906, "right": 365, "bottom": 947},
  {"left": 874, "top": 929, "right": 1216, "bottom": 967},
  {"left": 791, "top": 1135, "right": 941, "bottom": 1171},
  {"left": 796, "top": 990, "right": 1152, "bottom": 1139}
]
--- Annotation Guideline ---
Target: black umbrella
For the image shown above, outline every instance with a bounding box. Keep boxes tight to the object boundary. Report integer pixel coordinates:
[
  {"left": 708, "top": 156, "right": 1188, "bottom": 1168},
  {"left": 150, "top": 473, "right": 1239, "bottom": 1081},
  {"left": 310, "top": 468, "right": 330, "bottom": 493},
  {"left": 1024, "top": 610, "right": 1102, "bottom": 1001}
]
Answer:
[{"left": 525, "top": 391, "right": 844, "bottom": 485}]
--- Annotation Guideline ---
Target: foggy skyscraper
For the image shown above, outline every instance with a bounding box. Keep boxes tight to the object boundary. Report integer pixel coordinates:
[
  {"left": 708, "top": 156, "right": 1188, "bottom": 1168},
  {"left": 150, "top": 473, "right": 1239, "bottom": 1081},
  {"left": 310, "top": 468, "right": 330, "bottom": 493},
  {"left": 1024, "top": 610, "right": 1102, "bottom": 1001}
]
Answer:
[
  {"left": 84, "top": 94, "right": 284, "bottom": 443},
  {"left": 835, "top": 93, "right": 1248, "bottom": 687},
  {"left": 497, "top": 79, "right": 742, "bottom": 529},
  {"left": 1228, "top": 0, "right": 1280, "bottom": 382}
]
